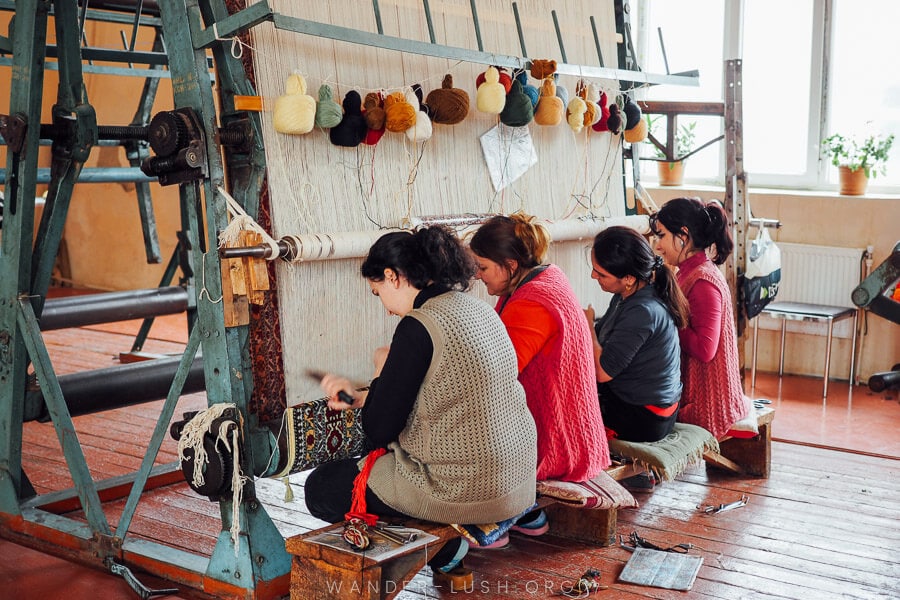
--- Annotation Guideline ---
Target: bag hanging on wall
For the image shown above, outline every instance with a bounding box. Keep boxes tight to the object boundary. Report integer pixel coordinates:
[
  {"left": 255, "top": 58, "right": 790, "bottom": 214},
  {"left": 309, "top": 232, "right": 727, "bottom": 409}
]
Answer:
[{"left": 741, "top": 228, "right": 782, "bottom": 319}]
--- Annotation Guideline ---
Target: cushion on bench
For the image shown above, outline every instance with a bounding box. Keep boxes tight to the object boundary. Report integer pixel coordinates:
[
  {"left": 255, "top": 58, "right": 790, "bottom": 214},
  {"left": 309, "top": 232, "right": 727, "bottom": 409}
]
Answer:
[
  {"left": 608, "top": 423, "right": 719, "bottom": 482},
  {"left": 536, "top": 470, "right": 638, "bottom": 509}
]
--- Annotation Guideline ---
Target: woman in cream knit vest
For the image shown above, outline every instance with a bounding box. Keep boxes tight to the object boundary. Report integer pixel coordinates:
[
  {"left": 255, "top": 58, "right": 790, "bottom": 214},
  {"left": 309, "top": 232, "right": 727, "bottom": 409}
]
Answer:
[{"left": 305, "top": 224, "right": 537, "bottom": 577}]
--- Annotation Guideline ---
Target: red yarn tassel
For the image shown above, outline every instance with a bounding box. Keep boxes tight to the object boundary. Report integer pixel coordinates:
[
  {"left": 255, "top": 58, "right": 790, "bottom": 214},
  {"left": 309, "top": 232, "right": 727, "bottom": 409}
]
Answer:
[{"left": 345, "top": 447, "right": 387, "bottom": 526}]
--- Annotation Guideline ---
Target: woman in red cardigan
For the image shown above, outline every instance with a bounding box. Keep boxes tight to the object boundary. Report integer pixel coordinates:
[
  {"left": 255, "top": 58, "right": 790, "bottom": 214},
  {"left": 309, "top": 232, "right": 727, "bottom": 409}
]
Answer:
[
  {"left": 650, "top": 197, "right": 751, "bottom": 438},
  {"left": 469, "top": 213, "right": 610, "bottom": 540}
]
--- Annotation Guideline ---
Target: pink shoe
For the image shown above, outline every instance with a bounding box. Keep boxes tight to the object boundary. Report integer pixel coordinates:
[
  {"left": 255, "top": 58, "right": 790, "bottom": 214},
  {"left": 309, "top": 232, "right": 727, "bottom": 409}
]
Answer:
[
  {"left": 474, "top": 534, "right": 509, "bottom": 550},
  {"left": 510, "top": 510, "right": 550, "bottom": 536}
]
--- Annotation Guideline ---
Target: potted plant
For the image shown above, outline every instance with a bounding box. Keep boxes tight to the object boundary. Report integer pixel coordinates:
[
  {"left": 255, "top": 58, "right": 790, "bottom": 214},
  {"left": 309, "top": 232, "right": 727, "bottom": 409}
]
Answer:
[
  {"left": 821, "top": 132, "right": 895, "bottom": 195},
  {"left": 645, "top": 116, "right": 697, "bottom": 186}
]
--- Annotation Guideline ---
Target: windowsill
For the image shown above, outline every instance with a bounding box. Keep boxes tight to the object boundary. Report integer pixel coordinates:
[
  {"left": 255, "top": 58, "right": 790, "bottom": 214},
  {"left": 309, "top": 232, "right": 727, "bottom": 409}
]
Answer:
[{"left": 642, "top": 182, "right": 900, "bottom": 201}]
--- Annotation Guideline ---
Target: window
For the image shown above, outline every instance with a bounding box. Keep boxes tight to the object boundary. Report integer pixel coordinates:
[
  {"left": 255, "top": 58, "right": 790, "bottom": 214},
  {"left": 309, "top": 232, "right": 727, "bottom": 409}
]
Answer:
[{"left": 634, "top": 0, "right": 900, "bottom": 192}]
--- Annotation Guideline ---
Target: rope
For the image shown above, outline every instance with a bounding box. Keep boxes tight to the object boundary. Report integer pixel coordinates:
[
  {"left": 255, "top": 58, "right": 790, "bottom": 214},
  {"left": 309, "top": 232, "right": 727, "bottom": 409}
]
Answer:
[
  {"left": 176, "top": 403, "right": 236, "bottom": 489},
  {"left": 217, "top": 186, "right": 281, "bottom": 260}
]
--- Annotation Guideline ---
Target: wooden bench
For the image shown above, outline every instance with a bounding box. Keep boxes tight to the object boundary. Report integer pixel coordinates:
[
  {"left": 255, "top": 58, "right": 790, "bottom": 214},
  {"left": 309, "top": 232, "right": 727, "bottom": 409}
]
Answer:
[
  {"left": 706, "top": 406, "right": 775, "bottom": 477},
  {"left": 284, "top": 465, "right": 638, "bottom": 599}
]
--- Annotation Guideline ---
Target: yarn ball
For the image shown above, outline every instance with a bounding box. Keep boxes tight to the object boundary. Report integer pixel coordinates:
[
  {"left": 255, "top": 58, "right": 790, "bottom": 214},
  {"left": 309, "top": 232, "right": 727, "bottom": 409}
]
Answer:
[
  {"left": 530, "top": 59, "right": 557, "bottom": 79},
  {"left": 623, "top": 117, "right": 648, "bottom": 143},
  {"left": 405, "top": 87, "right": 433, "bottom": 142},
  {"left": 384, "top": 91, "right": 417, "bottom": 132},
  {"left": 592, "top": 91, "right": 612, "bottom": 132},
  {"left": 329, "top": 90, "right": 367, "bottom": 147},
  {"left": 623, "top": 96, "right": 642, "bottom": 130},
  {"left": 575, "top": 81, "right": 594, "bottom": 127},
  {"left": 533, "top": 78, "right": 564, "bottom": 126},
  {"left": 566, "top": 97, "right": 587, "bottom": 133},
  {"left": 585, "top": 83, "right": 603, "bottom": 126},
  {"left": 365, "top": 127, "right": 385, "bottom": 146},
  {"left": 476, "top": 66, "right": 506, "bottom": 114},
  {"left": 476, "top": 66, "right": 512, "bottom": 93},
  {"left": 555, "top": 78, "right": 570, "bottom": 107},
  {"left": 314, "top": 84, "right": 343, "bottom": 129},
  {"left": 411, "top": 83, "right": 434, "bottom": 119},
  {"left": 363, "top": 92, "right": 385, "bottom": 131},
  {"left": 426, "top": 74, "right": 470, "bottom": 125},
  {"left": 499, "top": 80, "right": 534, "bottom": 127},
  {"left": 273, "top": 74, "right": 316, "bottom": 135},
  {"left": 606, "top": 103, "right": 623, "bottom": 134},
  {"left": 515, "top": 71, "right": 540, "bottom": 108}
]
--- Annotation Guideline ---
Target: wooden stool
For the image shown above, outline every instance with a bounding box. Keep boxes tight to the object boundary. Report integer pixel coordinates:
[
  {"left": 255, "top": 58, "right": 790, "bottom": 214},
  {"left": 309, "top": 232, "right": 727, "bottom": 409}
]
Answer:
[
  {"left": 285, "top": 520, "right": 460, "bottom": 600},
  {"left": 711, "top": 407, "right": 775, "bottom": 478}
]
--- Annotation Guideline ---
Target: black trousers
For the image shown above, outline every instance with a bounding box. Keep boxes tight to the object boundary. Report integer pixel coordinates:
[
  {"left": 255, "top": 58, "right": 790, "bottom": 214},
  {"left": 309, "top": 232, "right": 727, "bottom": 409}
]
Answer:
[
  {"left": 598, "top": 384, "right": 678, "bottom": 443},
  {"left": 304, "top": 457, "right": 464, "bottom": 570}
]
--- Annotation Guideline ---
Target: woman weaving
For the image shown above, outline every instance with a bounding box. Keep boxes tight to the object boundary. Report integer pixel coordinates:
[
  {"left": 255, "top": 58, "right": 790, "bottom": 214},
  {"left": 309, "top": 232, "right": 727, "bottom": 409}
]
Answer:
[{"left": 304, "top": 224, "right": 538, "bottom": 579}]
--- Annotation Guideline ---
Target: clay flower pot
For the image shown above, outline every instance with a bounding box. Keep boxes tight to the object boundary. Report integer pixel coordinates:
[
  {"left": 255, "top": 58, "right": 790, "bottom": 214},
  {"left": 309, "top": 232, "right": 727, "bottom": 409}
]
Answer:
[
  {"left": 838, "top": 166, "right": 868, "bottom": 196},
  {"left": 657, "top": 160, "right": 684, "bottom": 186}
]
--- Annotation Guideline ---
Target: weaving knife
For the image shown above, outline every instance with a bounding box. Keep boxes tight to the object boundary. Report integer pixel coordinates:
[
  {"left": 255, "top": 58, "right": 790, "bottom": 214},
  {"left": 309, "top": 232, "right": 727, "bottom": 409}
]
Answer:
[{"left": 305, "top": 369, "right": 355, "bottom": 405}]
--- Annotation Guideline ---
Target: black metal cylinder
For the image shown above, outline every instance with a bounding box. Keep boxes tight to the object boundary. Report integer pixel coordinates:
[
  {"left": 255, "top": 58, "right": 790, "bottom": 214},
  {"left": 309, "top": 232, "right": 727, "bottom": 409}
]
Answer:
[
  {"left": 29, "top": 355, "right": 205, "bottom": 421},
  {"left": 39, "top": 287, "right": 189, "bottom": 331},
  {"left": 868, "top": 369, "right": 900, "bottom": 393}
]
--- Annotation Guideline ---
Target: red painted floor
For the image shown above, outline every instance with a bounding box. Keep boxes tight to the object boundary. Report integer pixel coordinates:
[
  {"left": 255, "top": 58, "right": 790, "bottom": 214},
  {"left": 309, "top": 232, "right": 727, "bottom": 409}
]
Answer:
[{"left": 1, "top": 299, "right": 897, "bottom": 599}]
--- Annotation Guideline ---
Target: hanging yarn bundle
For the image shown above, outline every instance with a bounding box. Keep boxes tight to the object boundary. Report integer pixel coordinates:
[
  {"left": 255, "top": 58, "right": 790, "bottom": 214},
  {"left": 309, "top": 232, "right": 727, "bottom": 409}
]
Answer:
[
  {"left": 425, "top": 74, "right": 469, "bottom": 125},
  {"left": 592, "top": 91, "right": 612, "bottom": 132},
  {"left": 273, "top": 73, "right": 316, "bottom": 135},
  {"left": 575, "top": 80, "right": 597, "bottom": 127},
  {"left": 330, "top": 90, "right": 368, "bottom": 147},
  {"left": 584, "top": 83, "right": 603, "bottom": 127},
  {"left": 622, "top": 96, "right": 647, "bottom": 143},
  {"left": 384, "top": 90, "right": 417, "bottom": 132},
  {"left": 476, "top": 65, "right": 512, "bottom": 93},
  {"left": 534, "top": 77, "right": 564, "bottom": 126},
  {"left": 530, "top": 59, "right": 557, "bottom": 80},
  {"left": 500, "top": 79, "right": 534, "bottom": 127},
  {"left": 566, "top": 96, "right": 587, "bottom": 133},
  {"left": 363, "top": 91, "right": 386, "bottom": 145},
  {"left": 515, "top": 70, "right": 540, "bottom": 108},
  {"left": 314, "top": 84, "right": 343, "bottom": 129},
  {"left": 606, "top": 99, "right": 624, "bottom": 134},
  {"left": 476, "top": 66, "right": 507, "bottom": 115},
  {"left": 555, "top": 74, "right": 570, "bottom": 107},
  {"left": 405, "top": 85, "right": 433, "bottom": 142}
]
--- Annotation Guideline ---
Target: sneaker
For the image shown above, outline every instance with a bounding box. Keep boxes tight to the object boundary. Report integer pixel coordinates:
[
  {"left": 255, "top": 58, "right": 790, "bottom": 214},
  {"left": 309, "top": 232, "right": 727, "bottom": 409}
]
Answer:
[
  {"left": 620, "top": 472, "right": 657, "bottom": 491},
  {"left": 474, "top": 533, "right": 509, "bottom": 549},
  {"left": 510, "top": 509, "right": 550, "bottom": 536}
]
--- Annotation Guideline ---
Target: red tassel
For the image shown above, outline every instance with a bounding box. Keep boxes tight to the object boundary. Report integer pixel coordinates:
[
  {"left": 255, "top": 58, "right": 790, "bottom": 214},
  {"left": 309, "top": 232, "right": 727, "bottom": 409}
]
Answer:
[{"left": 345, "top": 447, "right": 387, "bottom": 527}]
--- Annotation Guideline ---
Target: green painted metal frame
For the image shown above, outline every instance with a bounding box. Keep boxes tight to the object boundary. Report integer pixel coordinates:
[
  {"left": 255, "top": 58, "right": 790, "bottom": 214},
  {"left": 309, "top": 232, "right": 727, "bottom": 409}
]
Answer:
[{"left": 1, "top": 0, "right": 288, "bottom": 596}]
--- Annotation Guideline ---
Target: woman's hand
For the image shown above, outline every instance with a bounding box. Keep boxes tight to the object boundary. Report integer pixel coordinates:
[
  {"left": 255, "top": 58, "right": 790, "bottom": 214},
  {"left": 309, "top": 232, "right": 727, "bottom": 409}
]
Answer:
[
  {"left": 584, "top": 304, "right": 596, "bottom": 327},
  {"left": 319, "top": 373, "right": 363, "bottom": 410},
  {"left": 373, "top": 345, "right": 390, "bottom": 377}
]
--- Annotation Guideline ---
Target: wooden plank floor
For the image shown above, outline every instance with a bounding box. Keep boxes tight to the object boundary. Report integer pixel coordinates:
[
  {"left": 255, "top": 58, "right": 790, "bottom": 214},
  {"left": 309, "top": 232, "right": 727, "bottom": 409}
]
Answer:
[{"left": 1, "top": 308, "right": 899, "bottom": 599}]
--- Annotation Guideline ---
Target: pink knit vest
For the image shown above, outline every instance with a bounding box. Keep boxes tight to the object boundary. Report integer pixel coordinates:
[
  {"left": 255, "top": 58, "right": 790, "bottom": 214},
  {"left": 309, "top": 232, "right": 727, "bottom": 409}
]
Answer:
[
  {"left": 504, "top": 265, "right": 610, "bottom": 481},
  {"left": 677, "top": 258, "right": 749, "bottom": 438}
]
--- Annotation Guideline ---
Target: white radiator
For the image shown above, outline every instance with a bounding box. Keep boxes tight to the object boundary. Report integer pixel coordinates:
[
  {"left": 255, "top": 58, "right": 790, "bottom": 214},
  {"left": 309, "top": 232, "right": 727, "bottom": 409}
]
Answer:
[{"left": 758, "top": 242, "right": 865, "bottom": 338}]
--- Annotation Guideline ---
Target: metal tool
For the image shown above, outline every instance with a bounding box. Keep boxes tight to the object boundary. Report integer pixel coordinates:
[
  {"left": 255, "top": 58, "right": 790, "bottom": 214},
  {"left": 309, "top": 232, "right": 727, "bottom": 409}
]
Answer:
[
  {"left": 106, "top": 558, "right": 179, "bottom": 600},
  {"left": 702, "top": 494, "right": 749, "bottom": 514},
  {"left": 305, "top": 369, "right": 355, "bottom": 405}
]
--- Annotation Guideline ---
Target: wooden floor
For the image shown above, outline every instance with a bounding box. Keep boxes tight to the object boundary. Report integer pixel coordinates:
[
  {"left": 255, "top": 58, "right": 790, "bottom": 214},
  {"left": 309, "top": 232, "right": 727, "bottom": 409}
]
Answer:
[{"left": 1, "top": 309, "right": 899, "bottom": 599}]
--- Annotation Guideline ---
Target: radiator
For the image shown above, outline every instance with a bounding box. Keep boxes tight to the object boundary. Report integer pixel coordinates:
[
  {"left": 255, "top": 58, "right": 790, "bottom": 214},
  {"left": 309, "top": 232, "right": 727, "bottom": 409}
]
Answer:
[{"left": 757, "top": 242, "right": 865, "bottom": 338}]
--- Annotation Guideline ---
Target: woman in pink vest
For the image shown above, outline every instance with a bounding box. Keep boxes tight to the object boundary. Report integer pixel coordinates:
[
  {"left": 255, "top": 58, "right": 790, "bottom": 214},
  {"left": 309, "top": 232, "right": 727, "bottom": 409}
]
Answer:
[
  {"left": 469, "top": 213, "right": 610, "bottom": 542},
  {"left": 651, "top": 197, "right": 750, "bottom": 438}
]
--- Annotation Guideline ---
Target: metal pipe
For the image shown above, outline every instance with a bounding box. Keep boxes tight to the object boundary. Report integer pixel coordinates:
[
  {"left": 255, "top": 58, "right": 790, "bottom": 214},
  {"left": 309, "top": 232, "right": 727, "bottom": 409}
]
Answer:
[
  {"left": 27, "top": 355, "right": 205, "bottom": 422},
  {"left": 0, "top": 167, "right": 155, "bottom": 184},
  {"left": 39, "top": 286, "right": 189, "bottom": 331}
]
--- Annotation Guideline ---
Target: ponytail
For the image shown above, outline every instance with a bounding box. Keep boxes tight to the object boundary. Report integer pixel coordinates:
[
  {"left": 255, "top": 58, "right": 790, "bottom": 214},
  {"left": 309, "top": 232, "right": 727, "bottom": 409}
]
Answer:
[{"left": 652, "top": 197, "right": 734, "bottom": 265}]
